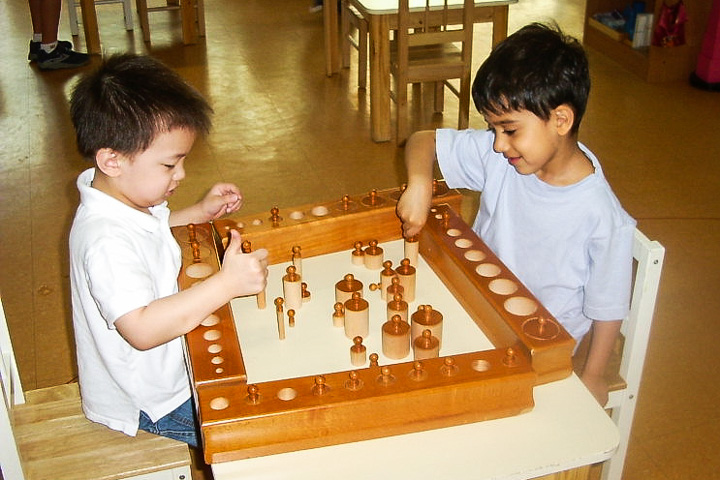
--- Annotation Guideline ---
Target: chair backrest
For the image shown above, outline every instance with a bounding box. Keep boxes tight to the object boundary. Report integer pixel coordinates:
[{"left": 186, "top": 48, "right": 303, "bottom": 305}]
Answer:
[
  {"left": 1, "top": 296, "right": 27, "bottom": 480},
  {"left": 602, "top": 229, "right": 665, "bottom": 480},
  {"left": 396, "top": 0, "right": 475, "bottom": 82}
]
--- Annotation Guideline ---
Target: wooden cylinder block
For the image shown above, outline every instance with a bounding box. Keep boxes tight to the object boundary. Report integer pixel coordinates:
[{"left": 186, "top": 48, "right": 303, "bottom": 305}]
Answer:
[
  {"left": 413, "top": 329, "right": 440, "bottom": 360},
  {"left": 379, "top": 260, "right": 395, "bottom": 300},
  {"left": 411, "top": 305, "right": 443, "bottom": 346},
  {"left": 283, "top": 265, "right": 302, "bottom": 310},
  {"left": 404, "top": 235, "right": 419, "bottom": 266},
  {"left": 382, "top": 315, "right": 410, "bottom": 360},
  {"left": 387, "top": 293, "right": 408, "bottom": 322},
  {"left": 363, "top": 240, "right": 384, "bottom": 270},
  {"left": 344, "top": 292, "right": 369, "bottom": 339},
  {"left": 335, "top": 274, "right": 363, "bottom": 304},
  {"left": 395, "top": 258, "right": 416, "bottom": 302},
  {"left": 350, "top": 336, "right": 367, "bottom": 366}
]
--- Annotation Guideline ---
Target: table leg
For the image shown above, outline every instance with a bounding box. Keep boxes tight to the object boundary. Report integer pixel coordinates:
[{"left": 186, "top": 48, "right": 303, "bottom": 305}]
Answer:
[
  {"left": 181, "top": 0, "right": 199, "bottom": 44},
  {"left": 369, "top": 16, "right": 391, "bottom": 142},
  {"left": 324, "top": 0, "right": 341, "bottom": 76},
  {"left": 79, "top": 0, "right": 101, "bottom": 54},
  {"left": 491, "top": 6, "right": 509, "bottom": 47}
]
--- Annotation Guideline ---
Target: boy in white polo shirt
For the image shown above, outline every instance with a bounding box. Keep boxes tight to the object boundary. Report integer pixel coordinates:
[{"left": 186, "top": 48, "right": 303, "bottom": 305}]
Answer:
[
  {"left": 396, "top": 24, "right": 635, "bottom": 406},
  {"left": 68, "top": 54, "right": 268, "bottom": 447}
]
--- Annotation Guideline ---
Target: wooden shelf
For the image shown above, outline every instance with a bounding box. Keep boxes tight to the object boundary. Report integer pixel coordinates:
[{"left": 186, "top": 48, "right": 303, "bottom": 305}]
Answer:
[{"left": 584, "top": 0, "right": 711, "bottom": 82}]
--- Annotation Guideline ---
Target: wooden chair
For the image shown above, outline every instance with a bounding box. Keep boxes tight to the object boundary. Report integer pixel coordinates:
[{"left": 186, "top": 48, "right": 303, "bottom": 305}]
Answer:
[
  {"left": 0, "top": 296, "right": 193, "bottom": 480},
  {"left": 67, "top": 0, "right": 134, "bottom": 37},
  {"left": 391, "top": 0, "right": 475, "bottom": 144},
  {"left": 574, "top": 228, "right": 665, "bottom": 480},
  {"left": 135, "top": 0, "right": 206, "bottom": 45},
  {"left": 341, "top": 0, "right": 368, "bottom": 89}
]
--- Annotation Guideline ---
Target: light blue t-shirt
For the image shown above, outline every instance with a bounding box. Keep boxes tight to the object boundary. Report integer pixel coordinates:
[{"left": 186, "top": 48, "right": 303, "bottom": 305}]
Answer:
[{"left": 436, "top": 128, "right": 636, "bottom": 342}]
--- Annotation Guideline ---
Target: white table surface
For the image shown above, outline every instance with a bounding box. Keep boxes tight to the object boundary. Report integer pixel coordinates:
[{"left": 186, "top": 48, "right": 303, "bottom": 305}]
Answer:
[{"left": 211, "top": 241, "right": 619, "bottom": 480}]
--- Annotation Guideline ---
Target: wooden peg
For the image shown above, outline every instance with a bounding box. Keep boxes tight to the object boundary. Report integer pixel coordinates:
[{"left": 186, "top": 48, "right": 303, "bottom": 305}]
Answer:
[
  {"left": 377, "top": 366, "right": 396, "bottom": 386},
  {"left": 292, "top": 245, "right": 302, "bottom": 277},
  {"left": 440, "top": 356, "right": 459, "bottom": 377},
  {"left": 335, "top": 273, "right": 363, "bottom": 304},
  {"left": 386, "top": 276, "right": 404, "bottom": 299},
  {"left": 369, "top": 353, "right": 379, "bottom": 367},
  {"left": 363, "top": 239, "right": 384, "bottom": 270},
  {"left": 287, "top": 309, "right": 296, "bottom": 327},
  {"left": 408, "top": 361, "right": 427, "bottom": 382},
  {"left": 312, "top": 375, "right": 329, "bottom": 395},
  {"left": 301, "top": 282, "right": 311, "bottom": 303},
  {"left": 379, "top": 260, "right": 395, "bottom": 300},
  {"left": 274, "top": 297, "right": 285, "bottom": 340},
  {"left": 344, "top": 370, "right": 364, "bottom": 391},
  {"left": 245, "top": 384, "right": 261, "bottom": 405},
  {"left": 387, "top": 293, "right": 408, "bottom": 322}
]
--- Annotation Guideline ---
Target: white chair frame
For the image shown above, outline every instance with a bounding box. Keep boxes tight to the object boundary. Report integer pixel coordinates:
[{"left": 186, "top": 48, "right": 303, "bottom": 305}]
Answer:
[
  {"left": 602, "top": 229, "right": 665, "bottom": 480},
  {"left": 67, "top": 0, "right": 134, "bottom": 37}
]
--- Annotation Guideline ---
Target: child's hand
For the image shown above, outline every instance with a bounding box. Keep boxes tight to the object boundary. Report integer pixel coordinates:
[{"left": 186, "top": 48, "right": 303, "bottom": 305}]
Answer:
[
  {"left": 396, "top": 183, "right": 433, "bottom": 238},
  {"left": 202, "top": 183, "right": 244, "bottom": 221},
  {"left": 219, "top": 229, "right": 269, "bottom": 298}
]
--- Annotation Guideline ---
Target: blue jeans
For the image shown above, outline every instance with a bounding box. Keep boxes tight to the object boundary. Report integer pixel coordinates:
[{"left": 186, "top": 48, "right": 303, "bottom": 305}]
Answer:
[{"left": 138, "top": 398, "right": 199, "bottom": 448}]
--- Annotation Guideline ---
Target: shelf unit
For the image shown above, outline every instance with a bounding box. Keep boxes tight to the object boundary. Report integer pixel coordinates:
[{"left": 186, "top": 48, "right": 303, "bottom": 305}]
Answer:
[{"left": 584, "top": 0, "right": 712, "bottom": 82}]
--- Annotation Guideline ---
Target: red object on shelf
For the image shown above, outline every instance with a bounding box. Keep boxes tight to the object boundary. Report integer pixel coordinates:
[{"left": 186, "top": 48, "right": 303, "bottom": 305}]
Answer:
[{"left": 691, "top": 0, "right": 720, "bottom": 89}]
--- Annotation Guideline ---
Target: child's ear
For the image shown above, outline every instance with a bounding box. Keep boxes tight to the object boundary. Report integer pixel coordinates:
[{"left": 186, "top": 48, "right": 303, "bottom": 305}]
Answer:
[
  {"left": 553, "top": 104, "right": 576, "bottom": 136},
  {"left": 95, "top": 148, "right": 122, "bottom": 177}
]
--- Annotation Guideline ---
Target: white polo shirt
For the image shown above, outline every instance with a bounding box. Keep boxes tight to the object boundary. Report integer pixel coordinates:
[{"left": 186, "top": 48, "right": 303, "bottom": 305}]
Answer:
[
  {"left": 69, "top": 168, "right": 190, "bottom": 436},
  {"left": 436, "top": 129, "right": 636, "bottom": 343}
]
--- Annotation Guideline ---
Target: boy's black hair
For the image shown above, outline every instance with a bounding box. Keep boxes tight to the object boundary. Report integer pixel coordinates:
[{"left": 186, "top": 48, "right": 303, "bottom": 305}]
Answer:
[
  {"left": 472, "top": 23, "right": 590, "bottom": 133},
  {"left": 70, "top": 53, "right": 213, "bottom": 161}
]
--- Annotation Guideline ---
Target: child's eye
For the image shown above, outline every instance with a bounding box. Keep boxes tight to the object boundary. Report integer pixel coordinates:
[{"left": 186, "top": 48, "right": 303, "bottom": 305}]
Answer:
[{"left": 503, "top": 129, "right": 516, "bottom": 136}]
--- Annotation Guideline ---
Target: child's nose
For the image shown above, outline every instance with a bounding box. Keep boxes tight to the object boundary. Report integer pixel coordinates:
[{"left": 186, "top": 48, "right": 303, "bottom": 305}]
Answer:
[{"left": 492, "top": 134, "right": 507, "bottom": 154}]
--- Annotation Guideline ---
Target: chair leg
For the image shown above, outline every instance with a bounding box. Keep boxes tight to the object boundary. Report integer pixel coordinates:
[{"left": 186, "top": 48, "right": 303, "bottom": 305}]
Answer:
[
  {"left": 433, "top": 82, "right": 444, "bottom": 113},
  {"left": 341, "top": 0, "right": 351, "bottom": 68},
  {"left": 357, "top": 19, "right": 367, "bottom": 89},
  {"left": 122, "top": 0, "right": 134, "bottom": 31},
  {"left": 68, "top": 0, "right": 80, "bottom": 36},
  {"left": 136, "top": 0, "right": 151, "bottom": 42},
  {"left": 396, "top": 81, "right": 409, "bottom": 144},
  {"left": 457, "top": 74, "right": 471, "bottom": 130}
]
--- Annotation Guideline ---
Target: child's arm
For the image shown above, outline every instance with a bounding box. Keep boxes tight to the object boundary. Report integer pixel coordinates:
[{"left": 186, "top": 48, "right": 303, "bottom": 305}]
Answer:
[
  {"left": 580, "top": 319, "right": 622, "bottom": 406},
  {"left": 170, "top": 183, "right": 243, "bottom": 227},
  {"left": 114, "top": 230, "right": 268, "bottom": 350},
  {"left": 396, "top": 130, "right": 438, "bottom": 238}
]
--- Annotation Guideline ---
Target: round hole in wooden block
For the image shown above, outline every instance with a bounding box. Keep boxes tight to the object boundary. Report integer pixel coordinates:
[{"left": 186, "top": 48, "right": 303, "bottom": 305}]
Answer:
[
  {"left": 252, "top": 218, "right": 263, "bottom": 226},
  {"left": 207, "top": 343, "right": 222, "bottom": 354},
  {"left": 209, "top": 397, "right": 229, "bottom": 410},
  {"left": 471, "top": 359, "right": 491, "bottom": 372},
  {"left": 203, "top": 329, "right": 222, "bottom": 341},
  {"left": 454, "top": 238, "right": 473, "bottom": 249},
  {"left": 215, "top": 367, "right": 224, "bottom": 374},
  {"left": 476, "top": 263, "right": 501, "bottom": 277},
  {"left": 464, "top": 249, "right": 486, "bottom": 262},
  {"left": 434, "top": 213, "right": 443, "bottom": 220},
  {"left": 489, "top": 278, "right": 518, "bottom": 295},
  {"left": 185, "top": 263, "right": 214, "bottom": 279},
  {"left": 311, "top": 206, "right": 329, "bottom": 217},
  {"left": 504, "top": 296, "right": 538, "bottom": 316},
  {"left": 446, "top": 228, "right": 462, "bottom": 237},
  {"left": 211, "top": 356, "right": 224, "bottom": 365},
  {"left": 201, "top": 314, "right": 220, "bottom": 327},
  {"left": 277, "top": 388, "right": 298, "bottom": 401},
  {"left": 289, "top": 210, "right": 305, "bottom": 220},
  {"left": 236, "top": 222, "right": 245, "bottom": 229}
]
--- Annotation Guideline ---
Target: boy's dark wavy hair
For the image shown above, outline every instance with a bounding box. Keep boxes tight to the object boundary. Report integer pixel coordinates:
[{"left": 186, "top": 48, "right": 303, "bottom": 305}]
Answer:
[
  {"left": 70, "top": 53, "right": 212, "bottom": 160},
  {"left": 472, "top": 23, "right": 590, "bottom": 133}
]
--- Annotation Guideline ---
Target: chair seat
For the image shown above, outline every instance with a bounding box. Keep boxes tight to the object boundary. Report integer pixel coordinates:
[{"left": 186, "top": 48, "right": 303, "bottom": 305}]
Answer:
[
  {"left": 391, "top": 43, "right": 466, "bottom": 82},
  {"left": 13, "top": 383, "right": 191, "bottom": 480}
]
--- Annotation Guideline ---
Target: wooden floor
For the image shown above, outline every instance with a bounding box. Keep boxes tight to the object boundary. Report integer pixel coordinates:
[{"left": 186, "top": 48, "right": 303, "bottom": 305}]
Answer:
[{"left": 2, "top": 0, "right": 720, "bottom": 479}]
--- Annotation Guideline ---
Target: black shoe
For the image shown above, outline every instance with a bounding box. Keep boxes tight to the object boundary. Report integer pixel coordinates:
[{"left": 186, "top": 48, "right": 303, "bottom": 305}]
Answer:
[
  {"left": 28, "top": 40, "right": 73, "bottom": 62},
  {"left": 37, "top": 43, "right": 90, "bottom": 71}
]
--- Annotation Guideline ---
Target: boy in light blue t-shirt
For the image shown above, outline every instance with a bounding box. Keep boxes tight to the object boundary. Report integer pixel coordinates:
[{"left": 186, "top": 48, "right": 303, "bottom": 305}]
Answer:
[{"left": 397, "top": 23, "right": 635, "bottom": 406}]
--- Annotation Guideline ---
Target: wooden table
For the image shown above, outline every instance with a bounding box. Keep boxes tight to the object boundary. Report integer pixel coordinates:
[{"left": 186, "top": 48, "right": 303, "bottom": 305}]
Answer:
[
  {"left": 172, "top": 186, "right": 618, "bottom": 479},
  {"left": 324, "top": 0, "right": 518, "bottom": 142}
]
